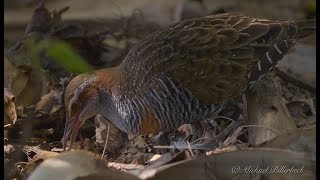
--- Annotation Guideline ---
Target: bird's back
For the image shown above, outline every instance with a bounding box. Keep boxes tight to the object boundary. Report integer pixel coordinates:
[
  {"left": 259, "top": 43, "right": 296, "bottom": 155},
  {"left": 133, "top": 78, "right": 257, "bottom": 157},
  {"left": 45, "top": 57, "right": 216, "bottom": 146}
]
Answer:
[
  {"left": 106, "top": 13, "right": 315, "bottom": 134},
  {"left": 119, "top": 13, "right": 314, "bottom": 104}
]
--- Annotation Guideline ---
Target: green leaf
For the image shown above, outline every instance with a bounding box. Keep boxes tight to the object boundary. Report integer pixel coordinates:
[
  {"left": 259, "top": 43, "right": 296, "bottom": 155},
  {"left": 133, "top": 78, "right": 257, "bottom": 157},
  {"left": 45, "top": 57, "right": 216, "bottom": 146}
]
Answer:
[{"left": 27, "top": 37, "right": 93, "bottom": 74}]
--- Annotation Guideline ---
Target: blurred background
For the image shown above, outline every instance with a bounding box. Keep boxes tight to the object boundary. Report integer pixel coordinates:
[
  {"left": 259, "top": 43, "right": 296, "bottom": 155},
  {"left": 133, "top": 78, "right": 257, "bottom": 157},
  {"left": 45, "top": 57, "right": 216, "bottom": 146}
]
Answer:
[
  {"left": 4, "top": 0, "right": 316, "bottom": 42},
  {"left": 4, "top": 0, "right": 316, "bottom": 83}
]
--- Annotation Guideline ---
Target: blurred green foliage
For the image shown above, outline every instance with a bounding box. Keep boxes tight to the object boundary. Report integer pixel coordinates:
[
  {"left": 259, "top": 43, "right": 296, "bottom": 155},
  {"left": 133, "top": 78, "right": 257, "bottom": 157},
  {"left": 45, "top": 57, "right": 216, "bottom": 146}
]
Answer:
[
  {"left": 26, "top": 36, "right": 93, "bottom": 74},
  {"left": 303, "top": 0, "right": 316, "bottom": 18}
]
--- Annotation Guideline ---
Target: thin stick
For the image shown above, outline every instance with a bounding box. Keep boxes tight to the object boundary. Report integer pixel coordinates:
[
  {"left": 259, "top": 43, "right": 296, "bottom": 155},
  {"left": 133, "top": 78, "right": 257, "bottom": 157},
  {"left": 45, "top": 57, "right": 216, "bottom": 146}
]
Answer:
[
  {"left": 101, "top": 125, "right": 110, "bottom": 159},
  {"left": 4, "top": 124, "right": 12, "bottom": 128},
  {"left": 242, "top": 125, "right": 280, "bottom": 134},
  {"left": 152, "top": 121, "right": 242, "bottom": 151},
  {"left": 187, "top": 141, "right": 195, "bottom": 158},
  {"left": 108, "top": 162, "right": 144, "bottom": 170},
  {"left": 210, "top": 116, "right": 236, "bottom": 122},
  {"left": 152, "top": 145, "right": 176, "bottom": 149}
]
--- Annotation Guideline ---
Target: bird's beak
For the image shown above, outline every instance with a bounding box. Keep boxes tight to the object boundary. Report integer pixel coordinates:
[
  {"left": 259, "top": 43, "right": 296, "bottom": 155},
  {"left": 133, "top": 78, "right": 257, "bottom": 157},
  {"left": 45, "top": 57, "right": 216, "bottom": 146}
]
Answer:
[{"left": 62, "top": 116, "right": 83, "bottom": 151}]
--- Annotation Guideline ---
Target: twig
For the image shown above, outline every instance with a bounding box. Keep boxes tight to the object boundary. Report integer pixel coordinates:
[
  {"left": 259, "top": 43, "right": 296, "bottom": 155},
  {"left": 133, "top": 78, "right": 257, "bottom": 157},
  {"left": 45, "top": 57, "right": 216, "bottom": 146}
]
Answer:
[
  {"left": 107, "top": 162, "right": 144, "bottom": 170},
  {"left": 4, "top": 124, "right": 12, "bottom": 128},
  {"left": 196, "top": 120, "right": 243, "bottom": 150},
  {"left": 57, "top": 6, "right": 70, "bottom": 15},
  {"left": 190, "top": 137, "right": 211, "bottom": 144},
  {"left": 210, "top": 116, "right": 236, "bottom": 122},
  {"left": 153, "top": 120, "right": 243, "bottom": 150},
  {"left": 187, "top": 141, "right": 195, "bottom": 158},
  {"left": 242, "top": 125, "right": 280, "bottom": 134},
  {"left": 101, "top": 125, "right": 110, "bottom": 159},
  {"left": 153, "top": 145, "right": 177, "bottom": 149},
  {"left": 223, "top": 125, "right": 244, "bottom": 146}
]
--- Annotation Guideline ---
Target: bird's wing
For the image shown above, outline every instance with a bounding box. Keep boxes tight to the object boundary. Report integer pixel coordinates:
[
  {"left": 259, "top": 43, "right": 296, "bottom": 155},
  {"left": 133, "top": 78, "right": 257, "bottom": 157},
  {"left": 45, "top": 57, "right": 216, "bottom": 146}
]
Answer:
[{"left": 120, "top": 13, "right": 299, "bottom": 104}]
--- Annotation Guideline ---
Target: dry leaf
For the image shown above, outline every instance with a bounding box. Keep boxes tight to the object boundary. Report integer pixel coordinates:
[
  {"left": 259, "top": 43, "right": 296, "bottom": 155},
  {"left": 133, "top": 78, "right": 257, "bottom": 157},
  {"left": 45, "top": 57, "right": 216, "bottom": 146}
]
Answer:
[
  {"left": 27, "top": 151, "right": 137, "bottom": 180},
  {"left": 259, "top": 125, "right": 316, "bottom": 160},
  {"left": 140, "top": 147, "right": 315, "bottom": 180},
  {"left": 4, "top": 88, "right": 17, "bottom": 127},
  {"left": 10, "top": 68, "right": 29, "bottom": 98},
  {"left": 4, "top": 56, "right": 19, "bottom": 89},
  {"left": 246, "top": 75, "right": 297, "bottom": 144},
  {"left": 24, "top": 149, "right": 60, "bottom": 176},
  {"left": 75, "top": 171, "right": 140, "bottom": 180},
  {"left": 13, "top": 67, "right": 49, "bottom": 107},
  {"left": 35, "top": 91, "right": 54, "bottom": 113}
]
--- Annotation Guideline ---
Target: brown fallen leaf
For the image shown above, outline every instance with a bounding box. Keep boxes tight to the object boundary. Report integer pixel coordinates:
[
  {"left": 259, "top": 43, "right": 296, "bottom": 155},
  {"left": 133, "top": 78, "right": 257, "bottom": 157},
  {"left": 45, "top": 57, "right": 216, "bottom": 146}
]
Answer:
[
  {"left": 12, "top": 66, "right": 49, "bottom": 107},
  {"left": 4, "top": 88, "right": 17, "bottom": 127},
  {"left": 27, "top": 151, "right": 139, "bottom": 180},
  {"left": 140, "top": 147, "right": 315, "bottom": 180},
  {"left": 259, "top": 125, "right": 316, "bottom": 160},
  {"left": 23, "top": 149, "right": 60, "bottom": 176},
  {"left": 10, "top": 67, "right": 29, "bottom": 98},
  {"left": 35, "top": 91, "right": 55, "bottom": 113},
  {"left": 246, "top": 74, "right": 297, "bottom": 145},
  {"left": 75, "top": 172, "right": 140, "bottom": 180}
]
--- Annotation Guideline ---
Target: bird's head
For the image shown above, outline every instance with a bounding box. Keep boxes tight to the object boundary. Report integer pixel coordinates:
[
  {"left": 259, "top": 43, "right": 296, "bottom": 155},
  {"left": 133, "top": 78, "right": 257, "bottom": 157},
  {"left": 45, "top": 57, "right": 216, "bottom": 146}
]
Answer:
[
  {"left": 62, "top": 68, "right": 120, "bottom": 150},
  {"left": 63, "top": 72, "right": 98, "bottom": 150}
]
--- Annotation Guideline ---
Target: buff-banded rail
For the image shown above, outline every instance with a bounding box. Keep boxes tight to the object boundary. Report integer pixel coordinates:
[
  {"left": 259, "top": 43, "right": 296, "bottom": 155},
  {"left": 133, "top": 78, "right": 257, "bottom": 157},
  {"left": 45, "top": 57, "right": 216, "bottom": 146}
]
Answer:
[{"left": 62, "top": 13, "right": 315, "bottom": 150}]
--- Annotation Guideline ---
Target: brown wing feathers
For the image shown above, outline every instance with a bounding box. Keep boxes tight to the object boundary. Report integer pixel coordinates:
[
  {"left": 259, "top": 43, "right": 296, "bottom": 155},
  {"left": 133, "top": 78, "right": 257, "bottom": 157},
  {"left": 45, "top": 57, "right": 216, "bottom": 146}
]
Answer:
[{"left": 120, "top": 13, "right": 314, "bottom": 105}]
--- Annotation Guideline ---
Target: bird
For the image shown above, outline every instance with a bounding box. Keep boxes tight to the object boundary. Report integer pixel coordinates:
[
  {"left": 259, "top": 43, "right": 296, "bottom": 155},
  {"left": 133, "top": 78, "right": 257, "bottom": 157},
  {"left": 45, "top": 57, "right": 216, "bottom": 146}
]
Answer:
[{"left": 62, "top": 13, "right": 315, "bottom": 150}]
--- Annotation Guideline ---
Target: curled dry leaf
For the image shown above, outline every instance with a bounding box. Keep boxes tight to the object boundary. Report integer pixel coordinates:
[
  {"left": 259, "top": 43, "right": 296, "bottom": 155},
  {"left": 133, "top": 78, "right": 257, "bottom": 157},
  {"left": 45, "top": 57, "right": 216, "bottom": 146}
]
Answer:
[
  {"left": 35, "top": 89, "right": 64, "bottom": 115},
  {"left": 4, "top": 56, "right": 29, "bottom": 99},
  {"left": 139, "top": 147, "right": 315, "bottom": 180},
  {"left": 246, "top": 74, "right": 297, "bottom": 145},
  {"left": 4, "top": 88, "right": 17, "bottom": 127},
  {"left": 35, "top": 91, "right": 55, "bottom": 113},
  {"left": 27, "top": 151, "right": 139, "bottom": 180},
  {"left": 8, "top": 64, "right": 50, "bottom": 107},
  {"left": 259, "top": 125, "right": 316, "bottom": 161},
  {"left": 74, "top": 171, "right": 140, "bottom": 180},
  {"left": 23, "top": 149, "right": 60, "bottom": 176}
]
